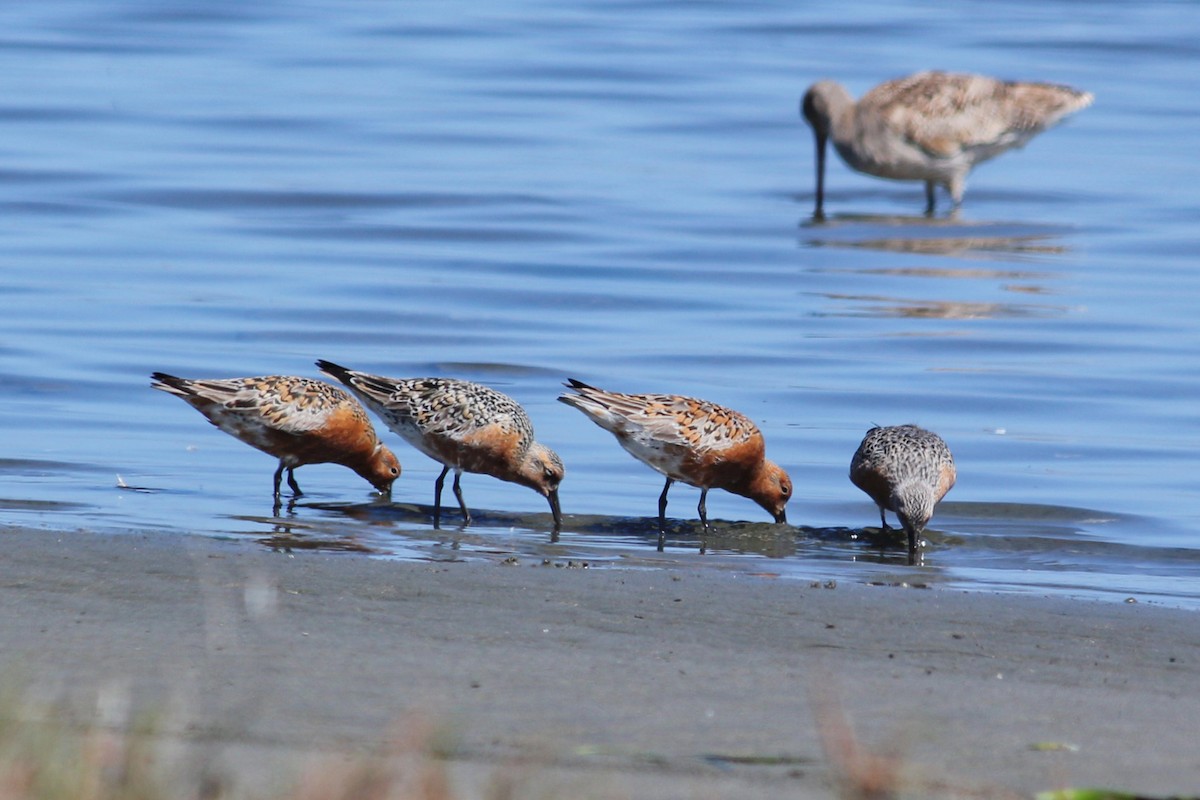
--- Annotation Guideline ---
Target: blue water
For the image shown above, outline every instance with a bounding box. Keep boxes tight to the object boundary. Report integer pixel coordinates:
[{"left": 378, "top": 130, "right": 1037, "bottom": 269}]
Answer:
[{"left": 2, "top": 0, "right": 1198, "bottom": 607}]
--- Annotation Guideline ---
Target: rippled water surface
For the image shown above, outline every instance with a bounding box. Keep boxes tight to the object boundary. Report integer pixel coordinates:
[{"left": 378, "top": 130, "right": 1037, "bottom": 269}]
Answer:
[{"left": 3, "top": 1, "right": 1199, "bottom": 607}]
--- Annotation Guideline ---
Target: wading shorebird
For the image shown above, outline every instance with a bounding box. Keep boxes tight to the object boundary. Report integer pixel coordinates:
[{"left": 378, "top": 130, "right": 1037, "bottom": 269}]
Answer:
[
  {"left": 801, "top": 70, "right": 1093, "bottom": 216},
  {"left": 849, "top": 424, "right": 955, "bottom": 555},
  {"left": 316, "top": 360, "right": 564, "bottom": 530},
  {"left": 558, "top": 379, "right": 791, "bottom": 546},
  {"left": 151, "top": 373, "right": 401, "bottom": 500}
]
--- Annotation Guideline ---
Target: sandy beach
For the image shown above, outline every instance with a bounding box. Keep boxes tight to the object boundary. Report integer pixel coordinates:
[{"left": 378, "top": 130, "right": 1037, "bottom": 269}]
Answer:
[{"left": 0, "top": 525, "right": 1196, "bottom": 798}]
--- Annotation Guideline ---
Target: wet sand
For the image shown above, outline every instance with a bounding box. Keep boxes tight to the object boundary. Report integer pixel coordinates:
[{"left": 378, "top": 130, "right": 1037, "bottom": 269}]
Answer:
[{"left": 0, "top": 525, "right": 1197, "bottom": 799}]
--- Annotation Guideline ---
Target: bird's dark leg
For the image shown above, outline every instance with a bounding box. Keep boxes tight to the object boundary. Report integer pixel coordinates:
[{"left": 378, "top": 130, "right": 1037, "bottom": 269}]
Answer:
[
  {"left": 452, "top": 469, "right": 471, "bottom": 526},
  {"left": 695, "top": 487, "right": 712, "bottom": 555},
  {"left": 924, "top": 181, "right": 937, "bottom": 216},
  {"left": 286, "top": 468, "right": 302, "bottom": 496},
  {"left": 273, "top": 462, "right": 285, "bottom": 498},
  {"left": 657, "top": 478, "right": 673, "bottom": 552},
  {"left": 878, "top": 507, "right": 889, "bottom": 531},
  {"left": 433, "top": 465, "right": 450, "bottom": 528}
]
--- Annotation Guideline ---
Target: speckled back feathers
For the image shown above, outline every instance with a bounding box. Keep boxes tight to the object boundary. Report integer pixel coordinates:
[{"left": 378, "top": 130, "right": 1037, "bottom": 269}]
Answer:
[
  {"left": 153, "top": 374, "right": 370, "bottom": 434},
  {"left": 558, "top": 380, "right": 764, "bottom": 457},
  {"left": 851, "top": 424, "right": 954, "bottom": 488},
  {"left": 865, "top": 71, "right": 1093, "bottom": 158}
]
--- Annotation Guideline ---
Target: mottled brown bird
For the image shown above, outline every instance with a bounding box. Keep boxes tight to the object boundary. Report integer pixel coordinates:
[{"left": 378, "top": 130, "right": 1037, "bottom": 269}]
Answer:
[
  {"left": 559, "top": 379, "right": 791, "bottom": 541},
  {"left": 151, "top": 373, "right": 401, "bottom": 499},
  {"left": 802, "top": 70, "right": 1093, "bottom": 216},
  {"left": 317, "top": 360, "right": 563, "bottom": 530}
]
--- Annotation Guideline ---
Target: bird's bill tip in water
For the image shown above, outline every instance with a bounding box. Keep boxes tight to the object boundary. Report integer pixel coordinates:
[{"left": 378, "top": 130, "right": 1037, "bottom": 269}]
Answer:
[
  {"left": 548, "top": 489, "right": 562, "bottom": 531},
  {"left": 774, "top": 509, "right": 787, "bottom": 525}
]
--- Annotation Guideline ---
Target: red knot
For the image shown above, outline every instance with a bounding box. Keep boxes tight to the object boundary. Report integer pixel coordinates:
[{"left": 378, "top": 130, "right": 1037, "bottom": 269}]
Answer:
[
  {"left": 802, "top": 70, "right": 1093, "bottom": 216},
  {"left": 316, "top": 360, "right": 563, "bottom": 530},
  {"left": 151, "top": 372, "right": 401, "bottom": 500},
  {"left": 558, "top": 379, "right": 791, "bottom": 544},
  {"left": 849, "top": 424, "right": 956, "bottom": 554}
]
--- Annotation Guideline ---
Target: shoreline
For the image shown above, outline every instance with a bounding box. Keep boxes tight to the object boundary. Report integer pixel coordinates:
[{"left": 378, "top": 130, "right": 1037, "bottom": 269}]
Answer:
[{"left": 1, "top": 524, "right": 1197, "bottom": 798}]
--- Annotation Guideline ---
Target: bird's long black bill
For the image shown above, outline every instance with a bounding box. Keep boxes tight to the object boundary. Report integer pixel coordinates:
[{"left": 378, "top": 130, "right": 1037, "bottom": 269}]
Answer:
[{"left": 813, "top": 133, "right": 827, "bottom": 220}]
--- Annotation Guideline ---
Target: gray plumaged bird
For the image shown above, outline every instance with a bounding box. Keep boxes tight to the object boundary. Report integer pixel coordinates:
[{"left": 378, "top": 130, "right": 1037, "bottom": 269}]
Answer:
[{"left": 849, "top": 424, "right": 955, "bottom": 555}]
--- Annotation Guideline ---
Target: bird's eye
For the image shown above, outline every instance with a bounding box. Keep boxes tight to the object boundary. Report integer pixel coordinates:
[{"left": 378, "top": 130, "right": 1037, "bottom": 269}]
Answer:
[
  {"left": 781, "top": 484, "right": 790, "bottom": 496},
  {"left": 391, "top": 467, "right": 400, "bottom": 476}
]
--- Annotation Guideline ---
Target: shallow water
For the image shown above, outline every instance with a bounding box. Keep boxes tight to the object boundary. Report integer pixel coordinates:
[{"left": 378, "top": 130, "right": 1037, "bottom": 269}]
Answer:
[{"left": 2, "top": 0, "right": 1199, "bottom": 607}]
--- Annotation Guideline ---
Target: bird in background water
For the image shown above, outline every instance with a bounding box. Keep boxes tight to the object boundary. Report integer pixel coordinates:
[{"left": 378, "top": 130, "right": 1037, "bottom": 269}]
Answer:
[
  {"left": 801, "top": 70, "right": 1093, "bottom": 217},
  {"left": 558, "top": 379, "right": 791, "bottom": 549},
  {"left": 151, "top": 373, "right": 401, "bottom": 503},
  {"left": 316, "top": 360, "right": 564, "bottom": 531},
  {"left": 849, "top": 424, "right": 956, "bottom": 557}
]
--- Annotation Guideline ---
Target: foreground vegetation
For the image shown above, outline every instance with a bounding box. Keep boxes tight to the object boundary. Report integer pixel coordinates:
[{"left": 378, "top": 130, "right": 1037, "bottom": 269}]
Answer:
[{"left": 0, "top": 685, "right": 1180, "bottom": 800}]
